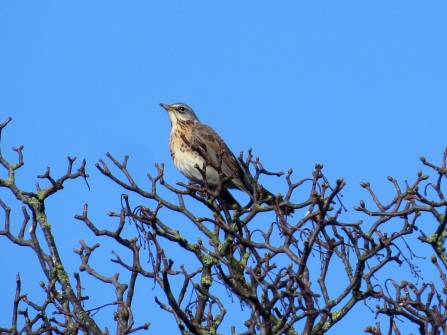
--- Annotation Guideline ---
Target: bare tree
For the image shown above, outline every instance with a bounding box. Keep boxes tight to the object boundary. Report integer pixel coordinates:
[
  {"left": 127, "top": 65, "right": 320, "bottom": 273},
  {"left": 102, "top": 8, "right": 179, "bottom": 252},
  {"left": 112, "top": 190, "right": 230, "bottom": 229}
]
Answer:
[{"left": 0, "top": 117, "right": 446, "bottom": 335}]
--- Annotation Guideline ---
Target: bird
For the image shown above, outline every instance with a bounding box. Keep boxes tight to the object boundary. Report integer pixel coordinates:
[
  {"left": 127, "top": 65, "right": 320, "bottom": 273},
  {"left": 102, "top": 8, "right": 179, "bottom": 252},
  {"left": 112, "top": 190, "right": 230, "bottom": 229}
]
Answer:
[{"left": 160, "top": 102, "right": 291, "bottom": 214}]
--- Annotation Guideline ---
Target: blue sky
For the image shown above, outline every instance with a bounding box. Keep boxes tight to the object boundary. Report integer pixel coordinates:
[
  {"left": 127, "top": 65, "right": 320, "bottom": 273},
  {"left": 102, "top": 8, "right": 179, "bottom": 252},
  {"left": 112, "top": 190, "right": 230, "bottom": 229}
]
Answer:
[{"left": 0, "top": 2, "right": 446, "bottom": 334}]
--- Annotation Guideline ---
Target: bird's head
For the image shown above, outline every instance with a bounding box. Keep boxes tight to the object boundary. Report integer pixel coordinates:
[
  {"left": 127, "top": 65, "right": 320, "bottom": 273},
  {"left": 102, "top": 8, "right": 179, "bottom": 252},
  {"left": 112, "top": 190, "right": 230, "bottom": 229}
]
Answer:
[{"left": 160, "top": 102, "right": 199, "bottom": 124}]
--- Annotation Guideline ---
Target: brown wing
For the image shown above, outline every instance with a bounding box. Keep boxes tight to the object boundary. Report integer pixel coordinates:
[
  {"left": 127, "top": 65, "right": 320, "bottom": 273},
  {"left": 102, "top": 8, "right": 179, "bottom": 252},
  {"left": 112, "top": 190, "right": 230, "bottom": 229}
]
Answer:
[{"left": 191, "top": 122, "right": 252, "bottom": 194}]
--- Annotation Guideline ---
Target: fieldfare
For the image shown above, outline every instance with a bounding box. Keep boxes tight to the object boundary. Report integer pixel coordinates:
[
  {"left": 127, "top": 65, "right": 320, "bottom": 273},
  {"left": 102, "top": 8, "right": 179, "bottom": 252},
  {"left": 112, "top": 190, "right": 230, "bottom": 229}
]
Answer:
[{"left": 160, "top": 102, "right": 290, "bottom": 213}]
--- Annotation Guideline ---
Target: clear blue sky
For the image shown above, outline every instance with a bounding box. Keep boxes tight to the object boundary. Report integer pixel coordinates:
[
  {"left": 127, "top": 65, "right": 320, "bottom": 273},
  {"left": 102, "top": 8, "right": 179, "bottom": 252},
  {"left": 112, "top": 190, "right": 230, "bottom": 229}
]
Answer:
[{"left": 1, "top": 2, "right": 446, "bottom": 334}]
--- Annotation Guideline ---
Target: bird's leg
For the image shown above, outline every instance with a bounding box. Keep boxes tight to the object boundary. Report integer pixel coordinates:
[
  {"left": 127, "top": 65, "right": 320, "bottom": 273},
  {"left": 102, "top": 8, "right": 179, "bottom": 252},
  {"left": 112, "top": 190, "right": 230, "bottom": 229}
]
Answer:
[
  {"left": 193, "top": 162, "right": 223, "bottom": 208},
  {"left": 191, "top": 158, "right": 236, "bottom": 212}
]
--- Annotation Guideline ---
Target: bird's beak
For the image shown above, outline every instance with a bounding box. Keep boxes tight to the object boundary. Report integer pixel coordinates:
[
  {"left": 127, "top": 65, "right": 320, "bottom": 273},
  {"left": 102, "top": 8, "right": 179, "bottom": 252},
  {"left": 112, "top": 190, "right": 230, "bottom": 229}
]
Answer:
[{"left": 160, "top": 103, "right": 171, "bottom": 111}]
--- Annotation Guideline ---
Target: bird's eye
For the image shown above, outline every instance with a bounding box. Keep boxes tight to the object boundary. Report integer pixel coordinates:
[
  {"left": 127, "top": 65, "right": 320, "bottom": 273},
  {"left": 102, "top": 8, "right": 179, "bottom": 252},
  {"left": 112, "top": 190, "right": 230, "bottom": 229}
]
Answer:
[{"left": 178, "top": 106, "right": 186, "bottom": 112}]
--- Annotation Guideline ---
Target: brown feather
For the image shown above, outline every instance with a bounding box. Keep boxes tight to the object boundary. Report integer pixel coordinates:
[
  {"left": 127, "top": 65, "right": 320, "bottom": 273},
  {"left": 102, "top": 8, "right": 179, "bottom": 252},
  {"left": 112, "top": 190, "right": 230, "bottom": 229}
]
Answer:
[{"left": 191, "top": 122, "right": 252, "bottom": 194}]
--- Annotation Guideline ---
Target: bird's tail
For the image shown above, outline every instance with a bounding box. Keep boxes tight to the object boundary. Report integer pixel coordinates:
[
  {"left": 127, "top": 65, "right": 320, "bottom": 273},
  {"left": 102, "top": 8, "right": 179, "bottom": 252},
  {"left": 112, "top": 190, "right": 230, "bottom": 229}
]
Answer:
[
  {"left": 241, "top": 171, "right": 294, "bottom": 215},
  {"left": 220, "top": 189, "right": 241, "bottom": 208},
  {"left": 258, "top": 186, "right": 294, "bottom": 215}
]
